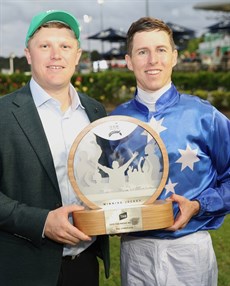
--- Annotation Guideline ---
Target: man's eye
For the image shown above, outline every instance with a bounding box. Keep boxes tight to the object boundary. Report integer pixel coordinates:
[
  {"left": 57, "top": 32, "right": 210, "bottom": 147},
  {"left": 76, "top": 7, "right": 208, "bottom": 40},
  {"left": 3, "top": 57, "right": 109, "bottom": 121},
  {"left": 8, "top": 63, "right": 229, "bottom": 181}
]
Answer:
[{"left": 138, "top": 50, "right": 146, "bottom": 55}]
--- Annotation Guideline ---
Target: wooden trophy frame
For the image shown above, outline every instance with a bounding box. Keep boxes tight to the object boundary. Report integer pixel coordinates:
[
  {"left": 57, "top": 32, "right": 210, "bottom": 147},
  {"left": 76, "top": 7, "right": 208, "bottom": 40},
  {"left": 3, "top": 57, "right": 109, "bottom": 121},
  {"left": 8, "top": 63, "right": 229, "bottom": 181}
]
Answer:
[{"left": 68, "top": 115, "right": 173, "bottom": 235}]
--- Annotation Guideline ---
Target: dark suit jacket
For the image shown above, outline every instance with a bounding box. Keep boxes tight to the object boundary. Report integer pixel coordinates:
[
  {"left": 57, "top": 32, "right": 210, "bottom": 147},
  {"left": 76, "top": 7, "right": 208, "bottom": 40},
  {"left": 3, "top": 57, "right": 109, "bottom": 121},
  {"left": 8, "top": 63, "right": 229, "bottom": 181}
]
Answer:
[{"left": 0, "top": 83, "right": 110, "bottom": 286}]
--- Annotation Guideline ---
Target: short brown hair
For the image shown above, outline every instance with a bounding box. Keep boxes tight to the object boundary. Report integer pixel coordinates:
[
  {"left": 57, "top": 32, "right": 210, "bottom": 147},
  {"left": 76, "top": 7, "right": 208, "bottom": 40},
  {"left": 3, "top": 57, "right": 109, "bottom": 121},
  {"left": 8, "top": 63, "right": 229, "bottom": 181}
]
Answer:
[{"left": 126, "top": 17, "right": 175, "bottom": 55}]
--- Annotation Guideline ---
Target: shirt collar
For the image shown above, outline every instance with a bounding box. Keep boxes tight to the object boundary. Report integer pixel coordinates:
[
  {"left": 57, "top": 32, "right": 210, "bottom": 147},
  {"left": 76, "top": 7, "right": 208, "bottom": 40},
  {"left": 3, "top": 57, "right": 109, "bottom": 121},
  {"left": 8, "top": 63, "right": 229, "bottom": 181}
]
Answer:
[
  {"left": 137, "top": 82, "right": 171, "bottom": 104},
  {"left": 134, "top": 83, "right": 180, "bottom": 116},
  {"left": 136, "top": 83, "right": 172, "bottom": 112},
  {"left": 30, "top": 78, "right": 84, "bottom": 110}
]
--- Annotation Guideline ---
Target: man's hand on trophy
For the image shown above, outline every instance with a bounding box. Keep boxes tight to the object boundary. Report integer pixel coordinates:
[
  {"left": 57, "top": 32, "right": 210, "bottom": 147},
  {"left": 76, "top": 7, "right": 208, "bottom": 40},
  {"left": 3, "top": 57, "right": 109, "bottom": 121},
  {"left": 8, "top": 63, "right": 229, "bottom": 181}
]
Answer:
[
  {"left": 165, "top": 194, "right": 200, "bottom": 231},
  {"left": 44, "top": 205, "right": 92, "bottom": 245}
]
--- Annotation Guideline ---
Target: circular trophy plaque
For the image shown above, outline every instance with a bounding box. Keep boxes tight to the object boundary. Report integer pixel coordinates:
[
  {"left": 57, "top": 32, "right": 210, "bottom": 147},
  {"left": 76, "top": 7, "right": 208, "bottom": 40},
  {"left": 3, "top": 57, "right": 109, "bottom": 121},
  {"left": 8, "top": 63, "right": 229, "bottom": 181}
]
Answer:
[{"left": 68, "top": 115, "right": 173, "bottom": 235}]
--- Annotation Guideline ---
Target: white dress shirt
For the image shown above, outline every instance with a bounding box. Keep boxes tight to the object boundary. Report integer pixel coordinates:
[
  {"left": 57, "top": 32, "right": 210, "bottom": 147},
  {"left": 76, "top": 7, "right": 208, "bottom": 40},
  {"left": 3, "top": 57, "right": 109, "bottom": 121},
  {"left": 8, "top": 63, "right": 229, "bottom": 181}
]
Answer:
[{"left": 30, "top": 78, "right": 95, "bottom": 256}]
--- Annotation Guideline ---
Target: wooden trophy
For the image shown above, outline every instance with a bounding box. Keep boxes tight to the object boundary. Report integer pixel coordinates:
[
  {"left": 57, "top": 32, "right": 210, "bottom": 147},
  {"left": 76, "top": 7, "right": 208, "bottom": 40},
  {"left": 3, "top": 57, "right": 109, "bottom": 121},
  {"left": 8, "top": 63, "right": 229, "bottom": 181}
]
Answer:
[{"left": 68, "top": 115, "right": 173, "bottom": 235}]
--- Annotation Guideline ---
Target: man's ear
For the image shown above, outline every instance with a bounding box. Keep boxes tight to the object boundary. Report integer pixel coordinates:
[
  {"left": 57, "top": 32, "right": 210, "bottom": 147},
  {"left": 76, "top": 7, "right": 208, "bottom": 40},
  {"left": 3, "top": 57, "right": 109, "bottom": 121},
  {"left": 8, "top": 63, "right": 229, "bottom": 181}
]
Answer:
[
  {"left": 24, "top": 48, "right": 32, "bottom": 65},
  {"left": 125, "top": 54, "right": 134, "bottom": 71},
  {"left": 172, "top": 49, "right": 178, "bottom": 68},
  {"left": 75, "top": 48, "right": 82, "bottom": 66}
]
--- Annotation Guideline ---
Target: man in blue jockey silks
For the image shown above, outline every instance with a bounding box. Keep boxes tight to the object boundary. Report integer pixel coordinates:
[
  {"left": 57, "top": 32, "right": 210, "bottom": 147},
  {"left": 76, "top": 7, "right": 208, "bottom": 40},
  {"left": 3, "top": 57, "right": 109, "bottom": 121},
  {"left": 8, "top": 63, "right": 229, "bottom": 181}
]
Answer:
[{"left": 110, "top": 17, "right": 230, "bottom": 286}]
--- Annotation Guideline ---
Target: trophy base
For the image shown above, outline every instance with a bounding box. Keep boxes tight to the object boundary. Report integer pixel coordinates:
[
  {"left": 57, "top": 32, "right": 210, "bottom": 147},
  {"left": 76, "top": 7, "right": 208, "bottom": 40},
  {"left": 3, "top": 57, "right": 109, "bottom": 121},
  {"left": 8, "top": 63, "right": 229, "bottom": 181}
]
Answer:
[{"left": 72, "top": 200, "right": 174, "bottom": 235}]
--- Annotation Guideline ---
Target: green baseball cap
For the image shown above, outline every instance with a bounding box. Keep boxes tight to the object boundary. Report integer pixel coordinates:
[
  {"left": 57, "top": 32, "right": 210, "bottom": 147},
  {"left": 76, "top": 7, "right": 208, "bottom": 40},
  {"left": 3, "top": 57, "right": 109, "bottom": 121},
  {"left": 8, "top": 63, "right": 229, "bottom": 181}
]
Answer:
[{"left": 25, "top": 10, "right": 80, "bottom": 47}]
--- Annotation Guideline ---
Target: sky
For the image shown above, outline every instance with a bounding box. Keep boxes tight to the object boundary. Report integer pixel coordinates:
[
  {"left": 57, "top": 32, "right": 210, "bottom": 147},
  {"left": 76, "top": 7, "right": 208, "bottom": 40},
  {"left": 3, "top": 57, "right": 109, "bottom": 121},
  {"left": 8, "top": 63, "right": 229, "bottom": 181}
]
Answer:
[{"left": 0, "top": 0, "right": 228, "bottom": 58}]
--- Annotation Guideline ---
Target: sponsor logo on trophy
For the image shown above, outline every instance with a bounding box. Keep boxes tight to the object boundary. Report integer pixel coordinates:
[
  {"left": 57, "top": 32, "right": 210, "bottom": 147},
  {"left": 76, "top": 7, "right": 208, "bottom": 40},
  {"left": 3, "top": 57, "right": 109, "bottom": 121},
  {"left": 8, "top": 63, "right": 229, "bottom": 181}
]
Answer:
[{"left": 68, "top": 116, "right": 173, "bottom": 235}]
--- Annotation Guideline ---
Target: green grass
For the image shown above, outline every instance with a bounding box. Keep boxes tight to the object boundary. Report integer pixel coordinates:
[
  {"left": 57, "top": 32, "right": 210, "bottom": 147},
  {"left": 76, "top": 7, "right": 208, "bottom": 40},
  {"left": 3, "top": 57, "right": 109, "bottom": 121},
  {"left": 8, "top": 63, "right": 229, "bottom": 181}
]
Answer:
[
  {"left": 210, "top": 215, "right": 230, "bottom": 286},
  {"left": 99, "top": 235, "right": 121, "bottom": 286},
  {"left": 99, "top": 215, "right": 230, "bottom": 286}
]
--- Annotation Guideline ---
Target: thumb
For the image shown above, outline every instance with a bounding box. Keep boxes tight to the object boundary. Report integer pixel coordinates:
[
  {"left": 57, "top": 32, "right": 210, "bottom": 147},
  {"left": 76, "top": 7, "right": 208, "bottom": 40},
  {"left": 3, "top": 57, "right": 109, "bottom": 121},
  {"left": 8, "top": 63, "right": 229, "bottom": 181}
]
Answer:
[
  {"left": 63, "top": 204, "right": 85, "bottom": 213},
  {"left": 167, "top": 193, "right": 182, "bottom": 204}
]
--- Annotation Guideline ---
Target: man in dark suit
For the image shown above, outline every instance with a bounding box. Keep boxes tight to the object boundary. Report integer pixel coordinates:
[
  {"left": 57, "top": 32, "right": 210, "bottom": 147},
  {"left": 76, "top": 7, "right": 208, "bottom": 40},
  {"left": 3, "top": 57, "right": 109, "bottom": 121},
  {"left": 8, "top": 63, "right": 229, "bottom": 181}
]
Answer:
[{"left": 0, "top": 10, "right": 109, "bottom": 286}]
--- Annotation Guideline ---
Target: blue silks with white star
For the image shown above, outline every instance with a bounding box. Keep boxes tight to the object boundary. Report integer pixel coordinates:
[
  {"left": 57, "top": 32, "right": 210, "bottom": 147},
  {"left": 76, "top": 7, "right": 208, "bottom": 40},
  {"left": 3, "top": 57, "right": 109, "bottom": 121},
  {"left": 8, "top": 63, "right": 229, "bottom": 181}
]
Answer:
[{"left": 110, "top": 84, "right": 230, "bottom": 238}]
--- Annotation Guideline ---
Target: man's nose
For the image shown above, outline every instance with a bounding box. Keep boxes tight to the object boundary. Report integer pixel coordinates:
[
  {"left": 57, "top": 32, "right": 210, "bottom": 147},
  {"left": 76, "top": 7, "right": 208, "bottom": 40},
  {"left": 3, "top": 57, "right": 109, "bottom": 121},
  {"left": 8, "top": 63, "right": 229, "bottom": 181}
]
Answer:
[
  {"left": 149, "top": 51, "right": 159, "bottom": 65},
  {"left": 50, "top": 46, "right": 61, "bottom": 59}
]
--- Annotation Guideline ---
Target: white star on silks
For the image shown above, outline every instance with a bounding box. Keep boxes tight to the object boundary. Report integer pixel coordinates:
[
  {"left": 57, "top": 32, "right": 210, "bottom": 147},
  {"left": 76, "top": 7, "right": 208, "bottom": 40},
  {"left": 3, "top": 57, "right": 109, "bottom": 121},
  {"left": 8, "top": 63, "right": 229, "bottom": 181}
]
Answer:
[
  {"left": 143, "top": 117, "right": 167, "bottom": 142},
  {"left": 176, "top": 144, "right": 200, "bottom": 171},
  {"left": 165, "top": 178, "right": 178, "bottom": 196},
  {"left": 148, "top": 117, "right": 167, "bottom": 135}
]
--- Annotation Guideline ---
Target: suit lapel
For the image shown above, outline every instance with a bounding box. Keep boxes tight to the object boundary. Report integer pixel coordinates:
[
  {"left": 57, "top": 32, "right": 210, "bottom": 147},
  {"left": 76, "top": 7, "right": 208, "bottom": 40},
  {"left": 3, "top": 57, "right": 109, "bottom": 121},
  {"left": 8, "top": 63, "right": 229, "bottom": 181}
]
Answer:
[
  {"left": 12, "top": 85, "right": 60, "bottom": 192},
  {"left": 79, "top": 93, "right": 106, "bottom": 122}
]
